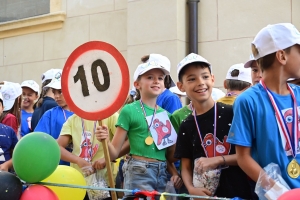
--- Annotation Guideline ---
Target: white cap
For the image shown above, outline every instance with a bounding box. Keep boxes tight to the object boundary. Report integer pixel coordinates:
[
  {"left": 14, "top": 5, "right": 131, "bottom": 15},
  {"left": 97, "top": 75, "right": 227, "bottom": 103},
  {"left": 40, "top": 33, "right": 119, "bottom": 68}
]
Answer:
[
  {"left": 0, "top": 82, "right": 22, "bottom": 111},
  {"left": 252, "top": 23, "right": 300, "bottom": 59},
  {"left": 244, "top": 54, "right": 256, "bottom": 68},
  {"left": 41, "top": 68, "right": 62, "bottom": 83},
  {"left": 133, "top": 61, "right": 170, "bottom": 81},
  {"left": 0, "top": 92, "right": 3, "bottom": 102},
  {"left": 177, "top": 53, "right": 211, "bottom": 79},
  {"left": 211, "top": 88, "right": 225, "bottom": 101},
  {"left": 43, "top": 70, "right": 62, "bottom": 90},
  {"left": 226, "top": 63, "right": 252, "bottom": 84},
  {"left": 169, "top": 86, "right": 186, "bottom": 96},
  {"left": 21, "top": 80, "right": 40, "bottom": 95},
  {"left": 147, "top": 54, "right": 175, "bottom": 87}
]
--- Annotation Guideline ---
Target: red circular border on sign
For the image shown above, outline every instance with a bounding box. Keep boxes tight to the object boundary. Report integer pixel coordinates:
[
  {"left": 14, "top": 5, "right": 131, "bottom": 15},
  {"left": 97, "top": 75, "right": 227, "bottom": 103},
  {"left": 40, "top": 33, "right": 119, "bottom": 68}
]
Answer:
[{"left": 62, "top": 41, "right": 129, "bottom": 121}]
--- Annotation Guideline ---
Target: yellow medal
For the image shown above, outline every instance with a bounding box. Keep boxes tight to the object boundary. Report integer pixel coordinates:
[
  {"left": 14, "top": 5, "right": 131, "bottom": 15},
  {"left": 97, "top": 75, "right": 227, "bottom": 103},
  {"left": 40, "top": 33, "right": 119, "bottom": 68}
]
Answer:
[
  {"left": 287, "top": 159, "right": 300, "bottom": 178},
  {"left": 145, "top": 136, "right": 153, "bottom": 145}
]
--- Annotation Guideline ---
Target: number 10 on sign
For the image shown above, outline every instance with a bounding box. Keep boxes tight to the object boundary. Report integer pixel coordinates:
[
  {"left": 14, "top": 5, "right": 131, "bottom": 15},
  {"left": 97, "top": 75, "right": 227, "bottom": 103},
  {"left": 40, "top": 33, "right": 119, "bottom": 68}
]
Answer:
[{"left": 74, "top": 59, "right": 110, "bottom": 97}]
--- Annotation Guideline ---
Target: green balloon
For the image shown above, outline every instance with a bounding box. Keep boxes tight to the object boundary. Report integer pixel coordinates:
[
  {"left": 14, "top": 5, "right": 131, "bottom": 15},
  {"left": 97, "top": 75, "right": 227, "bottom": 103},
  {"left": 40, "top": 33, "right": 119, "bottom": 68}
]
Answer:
[{"left": 13, "top": 132, "right": 60, "bottom": 183}]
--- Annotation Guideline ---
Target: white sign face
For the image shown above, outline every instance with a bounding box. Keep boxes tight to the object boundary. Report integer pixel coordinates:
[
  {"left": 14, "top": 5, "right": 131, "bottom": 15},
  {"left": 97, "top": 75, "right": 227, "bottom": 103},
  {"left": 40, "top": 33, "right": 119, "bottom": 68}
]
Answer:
[
  {"left": 62, "top": 41, "right": 129, "bottom": 120},
  {"left": 146, "top": 111, "right": 177, "bottom": 150},
  {"left": 68, "top": 50, "right": 122, "bottom": 112}
]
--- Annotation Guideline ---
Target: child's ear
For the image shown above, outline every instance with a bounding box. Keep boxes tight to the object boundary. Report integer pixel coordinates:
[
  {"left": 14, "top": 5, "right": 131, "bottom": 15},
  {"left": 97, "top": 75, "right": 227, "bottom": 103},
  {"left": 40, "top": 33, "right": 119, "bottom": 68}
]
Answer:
[
  {"left": 223, "top": 80, "right": 227, "bottom": 89},
  {"left": 211, "top": 74, "right": 215, "bottom": 85},
  {"left": 276, "top": 50, "right": 288, "bottom": 65},
  {"left": 177, "top": 82, "right": 185, "bottom": 92},
  {"left": 133, "top": 81, "right": 140, "bottom": 90}
]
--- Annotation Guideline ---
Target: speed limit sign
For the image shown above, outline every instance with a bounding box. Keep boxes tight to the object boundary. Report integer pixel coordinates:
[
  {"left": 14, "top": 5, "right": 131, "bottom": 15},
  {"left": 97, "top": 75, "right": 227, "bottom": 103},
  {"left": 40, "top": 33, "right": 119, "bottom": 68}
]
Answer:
[{"left": 62, "top": 41, "right": 130, "bottom": 120}]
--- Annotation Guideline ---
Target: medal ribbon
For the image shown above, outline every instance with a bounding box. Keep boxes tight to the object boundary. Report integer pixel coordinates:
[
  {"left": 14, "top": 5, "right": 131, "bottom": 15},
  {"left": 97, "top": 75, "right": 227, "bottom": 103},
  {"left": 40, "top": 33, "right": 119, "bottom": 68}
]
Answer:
[
  {"left": 81, "top": 118, "right": 97, "bottom": 162},
  {"left": 139, "top": 100, "right": 157, "bottom": 132},
  {"left": 61, "top": 107, "right": 67, "bottom": 121},
  {"left": 193, "top": 103, "right": 217, "bottom": 158},
  {"left": 260, "top": 80, "right": 299, "bottom": 158}
]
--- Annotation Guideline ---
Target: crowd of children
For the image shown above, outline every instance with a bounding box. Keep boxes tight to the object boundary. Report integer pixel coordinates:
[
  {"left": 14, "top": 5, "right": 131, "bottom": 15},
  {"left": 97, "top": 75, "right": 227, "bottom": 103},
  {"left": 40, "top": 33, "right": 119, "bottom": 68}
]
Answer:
[{"left": 1, "top": 22, "right": 300, "bottom": 200}]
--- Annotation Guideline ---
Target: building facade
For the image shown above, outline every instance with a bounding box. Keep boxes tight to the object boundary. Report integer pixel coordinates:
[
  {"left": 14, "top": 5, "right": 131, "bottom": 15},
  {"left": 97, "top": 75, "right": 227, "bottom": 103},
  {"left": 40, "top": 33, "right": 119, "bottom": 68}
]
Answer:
[{"left": 0, "top": 0, "right": 299, "bottom": 89}]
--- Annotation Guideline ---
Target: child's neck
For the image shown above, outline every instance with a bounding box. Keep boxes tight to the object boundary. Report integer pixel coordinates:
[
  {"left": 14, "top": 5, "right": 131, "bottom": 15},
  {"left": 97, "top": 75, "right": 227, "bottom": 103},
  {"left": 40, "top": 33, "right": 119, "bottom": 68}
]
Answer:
[
  {"left": 23, "top": 107, "right": 34, "bottom": 113},
  {"left": 140, "top": 96, "right": 157, "bottom": 108},
  {"left": 62, "top": 105, "right": 70, "bottom": 111},
  {"left": 226, "top": 89, "right": 242, "bottom": 96},
  {"left": 193, "top": 97, "right": 215, "bottom": 115},
  {"left": 263, "top": 69, "right": 290, "bottom": 95}
]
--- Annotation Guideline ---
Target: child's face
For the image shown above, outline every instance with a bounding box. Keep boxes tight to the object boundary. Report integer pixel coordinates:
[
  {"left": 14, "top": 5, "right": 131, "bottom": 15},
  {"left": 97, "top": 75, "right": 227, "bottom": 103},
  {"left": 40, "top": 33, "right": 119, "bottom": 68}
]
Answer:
[
  {"left": 52, "top": 89, "right": 67, "bottom": 108},
  {"left": 250, "top": 61, "right": 262, "bottom": 85},
  {"left": 22, "top": 87, "right": 38, "bottom": 109},
  {"left": 285, "top": 45, "right": 300, "bottom": 78},
  {"left": 178, "top": 65, "right": 214, "bottom": 103},
  {"left": 134, "top": 68, "right": 165, "bottom": 98}
]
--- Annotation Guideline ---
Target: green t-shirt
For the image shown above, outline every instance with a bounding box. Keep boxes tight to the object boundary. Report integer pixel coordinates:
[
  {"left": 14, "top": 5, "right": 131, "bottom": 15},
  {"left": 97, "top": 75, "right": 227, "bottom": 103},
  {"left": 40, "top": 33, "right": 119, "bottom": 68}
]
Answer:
[
  {"left": 116, "top": 101, "right": 169, "bottom": 161},
  {"left": 170, "top": 105, "right": 192, "bottom": 133}
]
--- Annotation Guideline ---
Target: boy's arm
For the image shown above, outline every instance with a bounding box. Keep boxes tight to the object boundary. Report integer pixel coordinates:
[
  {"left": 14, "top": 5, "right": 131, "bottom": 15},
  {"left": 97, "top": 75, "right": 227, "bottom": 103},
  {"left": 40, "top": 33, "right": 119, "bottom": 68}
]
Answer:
[
  {"left": 181, "top": 158, "right": 211, "bottom": 197},
  {"left": 166, "top": 156, "right": 183, "bottom": 189},
  {"left": 57, "top": 135, "right": 90, "bottom": 168},
  {"left": 0, "top": 159, "right": 13, "bottom": 171},
  {"left": 236, "top": 145, "right": 262, "bottom": 182}
]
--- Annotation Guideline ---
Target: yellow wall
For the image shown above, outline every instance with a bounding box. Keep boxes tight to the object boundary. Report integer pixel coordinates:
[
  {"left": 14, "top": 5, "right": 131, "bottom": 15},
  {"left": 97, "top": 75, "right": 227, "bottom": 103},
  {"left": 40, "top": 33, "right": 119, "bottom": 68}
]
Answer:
[{"left": 0, "top": 0, "right": 299, "bottom": 89}]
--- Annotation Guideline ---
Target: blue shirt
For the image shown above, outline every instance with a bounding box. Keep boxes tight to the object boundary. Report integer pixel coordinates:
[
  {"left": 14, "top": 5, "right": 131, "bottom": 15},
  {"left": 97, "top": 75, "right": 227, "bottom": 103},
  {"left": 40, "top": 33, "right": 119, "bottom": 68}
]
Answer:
[
  {"left": 34, "top": 106, "right": 73, "bottom": 139},
  {"left": 227, "top": 83, "right": 300, "bottom": 188},
  {"left": 31, "top": 97, "right": 58, "bottom": 131},
  {"left": 0, "top": 123, "right": 18, "bottom": 165},
  {"left": 21, "top": 110, "right": 33, "bottom": 137},
  {"left": 157, "top": 89, "right": 182, "bottom": 114}
]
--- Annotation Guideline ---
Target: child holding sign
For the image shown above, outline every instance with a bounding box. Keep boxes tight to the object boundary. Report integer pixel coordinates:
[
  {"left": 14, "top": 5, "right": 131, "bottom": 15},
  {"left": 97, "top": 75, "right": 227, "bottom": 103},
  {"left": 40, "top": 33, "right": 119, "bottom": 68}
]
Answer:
[{"left": 96, "top": 61, "right": 182, "bottom": 194}]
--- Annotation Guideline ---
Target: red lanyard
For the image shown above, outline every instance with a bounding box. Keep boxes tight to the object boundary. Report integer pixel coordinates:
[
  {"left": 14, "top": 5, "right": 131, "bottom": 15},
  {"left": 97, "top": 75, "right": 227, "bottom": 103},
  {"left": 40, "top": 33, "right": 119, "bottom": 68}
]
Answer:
[
  {"left": 193, "top": 103, "right": 217, "bottom": 158},
  {"left": 81, "top": 118, "right": 97, "bottom": 162},
  {"left": 260, "top": 80, "right": 299, "bottom": 158}
]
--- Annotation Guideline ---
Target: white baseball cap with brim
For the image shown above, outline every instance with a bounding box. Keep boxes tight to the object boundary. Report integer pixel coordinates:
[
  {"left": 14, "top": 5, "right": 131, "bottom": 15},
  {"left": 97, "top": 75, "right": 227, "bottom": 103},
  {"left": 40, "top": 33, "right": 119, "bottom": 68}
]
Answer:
[
  {"left": 133, "top": 61, "right": 170, "bottom": 81},
  {"left": 226, "top": 63, "right": 252, "bottom": 84},
  {"left": 244, "top": 54, "right": 256, "bottom": 68},
  {"left": 21, "top": 80, "right": 40, "bottom": 95},
  {"left": 147, "top": 54, "right": 176, "bottom": 87},
  {"left": 169, "top": 86, "right": 186, "bottom": 96},
  {"left": 41, "top": 68, "right": 62, "bottom": 83},
  {"left": 252, "top": 23, "right": 300, "bottom": 60},
  {"left": 177, "top": 53, "right": 211, "bottom": 79},
  {"left": 0, "top": 82, "right": 22, "bottom": 111},
  {"left": 43, "top": 70, "right": 62, "bottom": 90}
]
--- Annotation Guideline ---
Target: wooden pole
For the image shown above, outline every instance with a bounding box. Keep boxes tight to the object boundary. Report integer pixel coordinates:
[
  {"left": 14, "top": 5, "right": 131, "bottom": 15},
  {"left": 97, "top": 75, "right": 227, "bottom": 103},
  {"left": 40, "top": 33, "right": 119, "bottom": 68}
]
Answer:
[{"left": 98, "top": 120, "right": 117, "bottom": 200}]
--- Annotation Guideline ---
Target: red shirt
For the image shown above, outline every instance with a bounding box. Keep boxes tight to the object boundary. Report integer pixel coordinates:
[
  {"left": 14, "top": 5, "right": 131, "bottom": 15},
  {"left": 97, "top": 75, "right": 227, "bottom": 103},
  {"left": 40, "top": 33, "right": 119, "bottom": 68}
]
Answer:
[{"left": 2, "top": 113, "right": 18, "bottom": 134}]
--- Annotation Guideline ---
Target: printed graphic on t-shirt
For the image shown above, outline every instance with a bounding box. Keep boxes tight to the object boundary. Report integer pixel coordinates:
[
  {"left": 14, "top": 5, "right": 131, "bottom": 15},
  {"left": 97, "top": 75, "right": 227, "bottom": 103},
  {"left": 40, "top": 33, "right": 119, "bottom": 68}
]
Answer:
[
  {"left": 79, "top": 131, "right": 99, "bottom": 162},
  {"left": 203, "top": 133, "right": 231, "bottom": 157},
  {"left": 278, "top": 107, "right": 300, "bottom": 156},
  {"left": 27, "top": 116, "right": 32, "bottom": 130},
  {"left": 147, "top": 111, "right": 177, "bottom": 150},
  {"left": 0, "top": 148, "right": 4, "bottom": 161}
]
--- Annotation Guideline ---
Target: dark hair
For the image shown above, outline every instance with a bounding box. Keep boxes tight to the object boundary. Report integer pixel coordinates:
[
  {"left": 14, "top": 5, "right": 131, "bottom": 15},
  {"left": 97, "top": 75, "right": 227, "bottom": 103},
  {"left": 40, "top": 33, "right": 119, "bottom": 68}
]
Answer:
[
  {"left": 0, "top": 97, "right": 21, "bottom": 126},
  {"left": 178, "top": 62, "right": 211, "bottom": 82},
  {"left": 252, "top": 44, "right": 292, "bottom": 71},
  {"left": 141, "top": 55, "right": 172, "bottom": 89},
  {"left": 33, "top": 79, "right": 52, "bottom": 109},
  {"left": 225, "top": 70, "right": 251, "bottom": 90}
]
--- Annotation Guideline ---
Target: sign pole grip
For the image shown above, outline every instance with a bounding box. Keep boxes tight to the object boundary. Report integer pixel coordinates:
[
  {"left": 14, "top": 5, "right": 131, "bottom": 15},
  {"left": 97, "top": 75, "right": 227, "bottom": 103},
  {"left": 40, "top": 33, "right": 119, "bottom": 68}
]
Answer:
[{"left": 98, "top": 120, "right": 117, "bottom": 200}]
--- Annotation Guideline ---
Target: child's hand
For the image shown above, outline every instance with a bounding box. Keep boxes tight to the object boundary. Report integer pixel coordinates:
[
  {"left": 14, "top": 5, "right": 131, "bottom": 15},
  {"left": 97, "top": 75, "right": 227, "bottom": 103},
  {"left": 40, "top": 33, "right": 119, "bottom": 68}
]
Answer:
[
  {"left": 170, "top": 175, "right": 183, "bottom": 189},
  {"left": 188, "top": 186, "right": 212, "bottom": 199},
  {"left": 195, "top": 157, "right": 221, "bottom": 173},
  {"left": 0, "top": 163, "right": 9, "bottom": 171},
  {"left": 92, "top": 158, "right": 106, "bottom": 170},
  {"left": 95, "top": 125, "right": 109, "bottom": 142}
]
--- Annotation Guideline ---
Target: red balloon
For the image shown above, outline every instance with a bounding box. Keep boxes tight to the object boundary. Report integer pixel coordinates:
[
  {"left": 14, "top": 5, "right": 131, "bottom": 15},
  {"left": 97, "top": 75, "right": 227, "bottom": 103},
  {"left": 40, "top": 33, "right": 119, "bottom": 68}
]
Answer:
[
  {"left": 278, "top": 188, "right": 300, "bottom": 200},
  {"left": 20, "top": 185, "right": 58, "bottom": 200}
]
